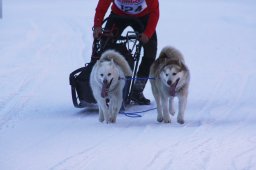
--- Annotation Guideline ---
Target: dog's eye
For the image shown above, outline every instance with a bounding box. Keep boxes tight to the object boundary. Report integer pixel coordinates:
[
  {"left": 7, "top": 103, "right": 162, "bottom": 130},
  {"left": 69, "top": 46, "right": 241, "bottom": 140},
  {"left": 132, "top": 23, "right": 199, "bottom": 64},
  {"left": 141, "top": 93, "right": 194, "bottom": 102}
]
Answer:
[
  {"left": 100, "top": 74, "right": 103, "bottom": 77},
  {"left": 165, "top": 73, "right": 168, "bottom": 76},
  {"left": 173, "top": 73, "right": 177, "bottom": 76},
  {"left": 108, "top": 73, "right": 111, "bottom": 76}
]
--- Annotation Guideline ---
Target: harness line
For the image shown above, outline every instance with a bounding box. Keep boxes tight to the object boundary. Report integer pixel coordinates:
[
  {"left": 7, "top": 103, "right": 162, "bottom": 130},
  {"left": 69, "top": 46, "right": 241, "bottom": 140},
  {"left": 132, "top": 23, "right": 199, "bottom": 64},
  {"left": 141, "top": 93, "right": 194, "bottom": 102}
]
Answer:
[
  {"left": 119, "top": 107, "right": 157, "bottom": 118},
  {"left": 119, "top": 77, "right": 156, "bottom": 81}
]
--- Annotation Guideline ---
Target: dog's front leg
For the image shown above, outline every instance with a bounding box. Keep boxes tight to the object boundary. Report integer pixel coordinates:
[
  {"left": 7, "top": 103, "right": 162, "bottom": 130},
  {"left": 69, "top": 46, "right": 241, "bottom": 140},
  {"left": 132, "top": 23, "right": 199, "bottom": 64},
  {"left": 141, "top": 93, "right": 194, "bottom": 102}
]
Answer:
[
  {"left": 151, "top": 86, "right": 163, "bottom": 122},
  {"left": 98, "top": 100, "right": 110, "bottom": 123},
  {"left": 177, "top": 95, "right": 187, "bottom": 124},
  {"left": 154, "top": 93, "right": 163, "bottom": 122},
  {"left": 109, "top": 102, "right": 118, "bottom": 123},
  {"left": 109, "top": 90, "right": 122, "bottom": 123},
  {"left": 156, "top": 98, "right": 163, "bottom": 122},
  {"left": 162, "top": 96, "right": 171, "bottom": 123},
  {"left": 98, "top": 105, "right": 104, "bottom": 122},
  {"left": 169, "top": 97, "right": 175, "bottom": 116},
  {"left": 104, "top": 109, "right": 110, "bottom": 124}
]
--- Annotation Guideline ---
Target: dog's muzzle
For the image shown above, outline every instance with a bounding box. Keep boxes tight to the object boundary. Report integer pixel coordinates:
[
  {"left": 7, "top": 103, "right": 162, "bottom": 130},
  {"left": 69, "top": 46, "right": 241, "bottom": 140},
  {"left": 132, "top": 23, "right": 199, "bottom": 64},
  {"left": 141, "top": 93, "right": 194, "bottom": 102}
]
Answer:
[
  {"left": 168, "top": 78, "right": 180, "bottom": 96},
  {"left": 101, "top": 78, "right": 113, "bottom": 98}
]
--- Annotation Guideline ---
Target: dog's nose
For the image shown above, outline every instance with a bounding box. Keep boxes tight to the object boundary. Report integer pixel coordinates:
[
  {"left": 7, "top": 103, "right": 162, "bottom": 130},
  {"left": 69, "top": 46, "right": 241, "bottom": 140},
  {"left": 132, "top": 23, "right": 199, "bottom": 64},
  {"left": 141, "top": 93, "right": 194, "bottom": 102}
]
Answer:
[
  {"left": 103, "top": 79, "right": 108, "bottom": 84},
  {"left": 167, "top": 80, "right": 172, "bottom": 85}
]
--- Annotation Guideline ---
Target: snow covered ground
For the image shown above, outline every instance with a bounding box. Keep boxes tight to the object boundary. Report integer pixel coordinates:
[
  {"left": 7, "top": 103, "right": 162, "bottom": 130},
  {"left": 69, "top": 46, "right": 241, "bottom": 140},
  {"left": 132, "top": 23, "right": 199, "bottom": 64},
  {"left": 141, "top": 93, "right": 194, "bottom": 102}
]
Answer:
[{"left": 1, "top": 0, "right": 256, "bottom": 169}]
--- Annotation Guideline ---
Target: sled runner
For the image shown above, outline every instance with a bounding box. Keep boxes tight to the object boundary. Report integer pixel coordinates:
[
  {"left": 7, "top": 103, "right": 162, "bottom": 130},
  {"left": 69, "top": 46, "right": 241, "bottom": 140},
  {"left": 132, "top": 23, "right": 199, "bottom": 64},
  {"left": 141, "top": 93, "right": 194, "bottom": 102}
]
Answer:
[{"left": 69, "top": 16, "right": 144, "bottom": 108}]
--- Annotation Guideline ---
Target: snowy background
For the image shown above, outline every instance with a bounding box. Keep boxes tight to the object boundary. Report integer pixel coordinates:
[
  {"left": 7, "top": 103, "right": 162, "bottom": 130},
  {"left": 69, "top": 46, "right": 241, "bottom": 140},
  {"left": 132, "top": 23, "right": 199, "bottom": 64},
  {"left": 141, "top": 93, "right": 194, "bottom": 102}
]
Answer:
[{"left": 1, "top": 0, "right": 256, "bottom": 169}]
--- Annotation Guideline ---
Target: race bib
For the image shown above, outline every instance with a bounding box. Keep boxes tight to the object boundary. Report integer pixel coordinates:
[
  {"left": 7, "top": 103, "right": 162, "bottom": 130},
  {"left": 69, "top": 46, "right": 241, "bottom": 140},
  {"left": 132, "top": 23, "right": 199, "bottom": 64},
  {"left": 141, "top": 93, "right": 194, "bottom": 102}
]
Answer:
[{"left": 114, "top": 0, "right": 147, "bottom": 15}]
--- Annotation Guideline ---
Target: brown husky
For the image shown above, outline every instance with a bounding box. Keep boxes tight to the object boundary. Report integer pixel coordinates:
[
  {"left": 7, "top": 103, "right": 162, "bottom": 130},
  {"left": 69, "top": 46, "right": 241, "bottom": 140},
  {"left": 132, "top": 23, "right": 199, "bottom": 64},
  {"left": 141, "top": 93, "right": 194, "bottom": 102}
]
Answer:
[{"left": 149, "top": 46, "right": 190, "bottom": 124}]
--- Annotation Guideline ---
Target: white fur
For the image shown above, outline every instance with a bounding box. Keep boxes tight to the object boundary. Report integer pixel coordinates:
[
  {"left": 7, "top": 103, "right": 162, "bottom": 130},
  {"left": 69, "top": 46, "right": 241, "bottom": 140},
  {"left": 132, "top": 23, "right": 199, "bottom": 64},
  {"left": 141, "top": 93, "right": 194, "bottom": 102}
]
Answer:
[{"left": 90, "top": 50, "right": 132, "bottom": 123}]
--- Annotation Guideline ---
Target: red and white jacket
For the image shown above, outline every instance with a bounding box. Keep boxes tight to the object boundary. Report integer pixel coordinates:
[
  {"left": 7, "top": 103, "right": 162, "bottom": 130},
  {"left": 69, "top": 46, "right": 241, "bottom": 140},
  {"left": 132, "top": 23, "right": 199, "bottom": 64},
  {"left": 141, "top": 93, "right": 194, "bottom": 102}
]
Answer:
[{"left": 94, "top": 0, "right": 159, "bottom": 39}]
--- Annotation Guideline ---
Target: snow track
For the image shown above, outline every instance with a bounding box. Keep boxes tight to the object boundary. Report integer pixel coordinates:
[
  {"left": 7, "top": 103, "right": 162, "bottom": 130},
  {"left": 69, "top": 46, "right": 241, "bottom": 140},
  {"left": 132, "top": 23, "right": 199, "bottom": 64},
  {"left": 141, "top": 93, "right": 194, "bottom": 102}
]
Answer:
[{"left": 1, "top": 0, "right": 256, "bottom": 170}]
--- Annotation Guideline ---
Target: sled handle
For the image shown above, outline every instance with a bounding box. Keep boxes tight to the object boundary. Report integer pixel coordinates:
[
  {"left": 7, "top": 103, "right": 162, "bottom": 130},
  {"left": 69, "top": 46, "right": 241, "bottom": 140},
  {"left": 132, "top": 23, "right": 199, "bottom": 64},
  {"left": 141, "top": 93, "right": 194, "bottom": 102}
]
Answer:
[{"left": 102, "top": 15, "right": 144, "bottom": 32}]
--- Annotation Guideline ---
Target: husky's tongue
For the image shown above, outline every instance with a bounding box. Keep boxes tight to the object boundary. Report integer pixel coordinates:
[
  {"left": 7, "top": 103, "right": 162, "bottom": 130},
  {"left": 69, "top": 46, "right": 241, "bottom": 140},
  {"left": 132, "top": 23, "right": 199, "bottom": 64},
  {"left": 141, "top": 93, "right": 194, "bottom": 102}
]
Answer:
[
  {"left": 169, "top": 78, "right": 180, "bottom": 96},
  {"left": 101, "top": 79, "right": 113, "bottom": 98}
]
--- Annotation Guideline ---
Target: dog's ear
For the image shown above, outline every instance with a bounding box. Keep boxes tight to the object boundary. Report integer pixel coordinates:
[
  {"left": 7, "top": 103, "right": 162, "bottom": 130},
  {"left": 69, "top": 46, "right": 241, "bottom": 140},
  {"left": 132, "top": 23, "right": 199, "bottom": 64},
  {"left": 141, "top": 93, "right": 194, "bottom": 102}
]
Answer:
[
  {"left": 178, "top": 59, "right": 182, "bottom": 67},
  {"left": 110, "top": 58, "right": 114, "bottom": 65},
  {"left": 178, "top": 60, "right": 186, "bottom": 70},
  {"left": 159, "top": 52, "right": 168, "bottom": 59},
  {"left": 96, "top": 60, "right": 101, "bottom": 66}
]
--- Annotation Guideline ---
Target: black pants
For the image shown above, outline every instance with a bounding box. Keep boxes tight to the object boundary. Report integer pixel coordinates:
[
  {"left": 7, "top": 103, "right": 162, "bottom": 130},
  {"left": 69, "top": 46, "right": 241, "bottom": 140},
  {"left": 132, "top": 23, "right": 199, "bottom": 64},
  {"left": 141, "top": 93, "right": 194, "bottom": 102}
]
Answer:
[{"left": 103, "top": 12, "right": 157, "bottom": 78}]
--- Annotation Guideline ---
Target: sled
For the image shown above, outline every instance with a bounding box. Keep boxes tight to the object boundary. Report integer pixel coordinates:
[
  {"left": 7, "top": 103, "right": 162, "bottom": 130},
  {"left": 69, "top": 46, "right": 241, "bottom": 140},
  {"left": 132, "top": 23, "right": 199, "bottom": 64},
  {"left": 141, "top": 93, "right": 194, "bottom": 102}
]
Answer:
[{"left": 69, "top": 16, "right": 144, "bottom": 108}]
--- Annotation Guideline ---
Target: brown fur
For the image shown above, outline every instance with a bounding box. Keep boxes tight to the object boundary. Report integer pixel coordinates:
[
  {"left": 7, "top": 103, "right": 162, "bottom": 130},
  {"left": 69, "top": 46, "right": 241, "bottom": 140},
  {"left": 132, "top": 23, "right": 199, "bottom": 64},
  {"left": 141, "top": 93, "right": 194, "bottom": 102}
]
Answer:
[{"left": 149, "top": 46, "right": 190, "bottom": 124}]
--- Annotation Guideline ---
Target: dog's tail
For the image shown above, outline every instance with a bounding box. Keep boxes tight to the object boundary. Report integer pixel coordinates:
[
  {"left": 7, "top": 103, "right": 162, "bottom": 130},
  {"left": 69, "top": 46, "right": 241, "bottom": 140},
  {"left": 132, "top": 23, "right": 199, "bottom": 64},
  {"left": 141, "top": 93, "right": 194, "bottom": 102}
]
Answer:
[
  {"left": 100, "top": 50, "right": 133, "bottom": 76},
  {"left": 159, "top": 46, "right": 185, "bottom": 63}
]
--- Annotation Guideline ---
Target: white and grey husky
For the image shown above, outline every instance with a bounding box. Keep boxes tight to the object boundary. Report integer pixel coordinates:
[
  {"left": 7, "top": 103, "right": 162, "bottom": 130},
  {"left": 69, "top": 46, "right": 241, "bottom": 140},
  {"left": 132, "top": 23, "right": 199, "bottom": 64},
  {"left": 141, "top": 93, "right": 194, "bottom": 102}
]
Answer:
[
  {"left": 90, "top": 50, "right": 132, "bottom": 123},
  {"left": 149, "top": 46, "right": 190, "bottom": 124}
]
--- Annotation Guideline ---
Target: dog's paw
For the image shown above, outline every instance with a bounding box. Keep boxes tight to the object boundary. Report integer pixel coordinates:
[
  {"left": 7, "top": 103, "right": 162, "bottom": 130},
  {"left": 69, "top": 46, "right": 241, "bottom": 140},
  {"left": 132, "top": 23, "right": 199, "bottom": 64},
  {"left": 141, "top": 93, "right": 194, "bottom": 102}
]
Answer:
[
  {"left": 109, "top": 116, "right": 116, "bottom": 123},
  {"left": 163, "top": 114, "right": 171, "bottom": 123},
  {"left": 163, "top": 118, "right": 171, "bottom": 123},
  {"left": 99, "top": 117, "right": 104, "bottom": 122},
  {"left": 157, "top": 115, "right": 163, "bottom": 122},
  {"left": 177, "top": 119, "right": 185, "bottom": 124},
  {"left": 170, "top": 112, "right": 175, "bottom": 116}
]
